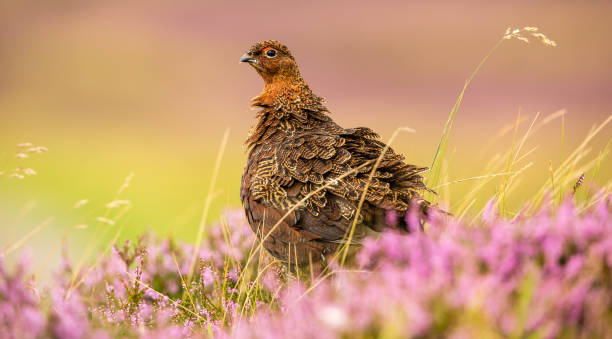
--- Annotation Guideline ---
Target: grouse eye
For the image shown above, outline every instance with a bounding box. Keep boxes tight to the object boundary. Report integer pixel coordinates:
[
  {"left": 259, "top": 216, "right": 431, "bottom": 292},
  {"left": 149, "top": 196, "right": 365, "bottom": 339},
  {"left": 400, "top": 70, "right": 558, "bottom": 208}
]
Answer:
[{"left": 265, "top": 49, "right": 277, "bottom": 58}]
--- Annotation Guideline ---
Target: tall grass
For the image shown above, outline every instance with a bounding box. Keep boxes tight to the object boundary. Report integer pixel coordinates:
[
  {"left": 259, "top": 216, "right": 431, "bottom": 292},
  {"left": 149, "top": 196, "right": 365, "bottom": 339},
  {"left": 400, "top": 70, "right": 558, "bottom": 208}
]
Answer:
[
  {"left": 188, "top": 127, "right": 231, "bottom": 283},
  {"left": 425, "top": 27, "right": 557, "bottom": 204}
]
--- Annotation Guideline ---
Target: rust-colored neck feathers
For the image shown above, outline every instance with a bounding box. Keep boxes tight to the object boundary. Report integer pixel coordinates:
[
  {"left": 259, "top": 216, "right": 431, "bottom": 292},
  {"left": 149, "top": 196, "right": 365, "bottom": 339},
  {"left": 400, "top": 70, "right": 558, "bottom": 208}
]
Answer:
[
  {"left": 251, "top": 70, "right": 310, "bottom": 108},
  {"left": 243, "top": 41, "right": 330, "bottom": 147}
]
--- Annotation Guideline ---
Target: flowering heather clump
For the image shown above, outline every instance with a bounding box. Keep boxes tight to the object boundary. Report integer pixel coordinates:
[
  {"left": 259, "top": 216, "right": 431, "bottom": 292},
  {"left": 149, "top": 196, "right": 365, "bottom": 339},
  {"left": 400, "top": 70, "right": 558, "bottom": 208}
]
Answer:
[
  {"left": 1, "top": 210, "right": 282, "bottom": 338},
  {"left": 229, "top": 197, "right": 612, "bottom": 338},
  {"left": 0, "top": 253, "right": 46, "bottom": 339},
  {"left": 2, "top": 198, "right": 612, "bottom": 338},
  {"left": 79, "top": 210, "right": 279, "bottom": 337}
]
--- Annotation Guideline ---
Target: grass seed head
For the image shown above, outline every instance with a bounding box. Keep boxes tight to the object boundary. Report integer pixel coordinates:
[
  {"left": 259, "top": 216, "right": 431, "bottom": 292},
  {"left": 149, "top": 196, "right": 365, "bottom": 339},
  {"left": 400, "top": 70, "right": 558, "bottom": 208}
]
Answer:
[
  {"left": 531, "top": 32, "right": 557, "bottom": 46},
  {"left": 73, "top": 199, "right": 89, "bottom": 208},
  {"left": 503, "top": 26, "right": 556, "bottom": 47},
  {"left": 96, "top": 217, "right": 116, "bottom": 225},
  {"left": 117, "top": 173, "right": 135, "bottom": 195},
  {"left": 21, "top": 168, "right": 37, "bottom": 176},
  {"left": 517, "top": 36, "right": 530, "bottom": 44},
  {"left": 26, "top": 146, "right": 48, "bottom": 153},
  {"left": 106, "top": 200, "right": 131, "bottom": 208}
]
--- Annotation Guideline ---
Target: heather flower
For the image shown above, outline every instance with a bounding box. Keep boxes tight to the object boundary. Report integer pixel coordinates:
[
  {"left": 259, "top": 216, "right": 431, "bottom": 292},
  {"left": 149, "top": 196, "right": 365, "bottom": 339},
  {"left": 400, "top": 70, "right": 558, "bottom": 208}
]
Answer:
[
  {"left": 0, "top": 254, "right": 46, "bottom": 339},
  {"left": 200, "top": 266, "right": 215, "bottom": 287},
  {"left": 49, "top": 285, "right": 91, "bottom": 339},
  {"left": 385, "top": 209, "right": 398, "bottom": 227},
  {"left": 2, "top": 194, "right": 611, "bottom": 338},
  {"left": 229, "top": 196, "right": 612, "bottom": 338},
  {"left": 227, "top": 268, "right": 239, "bottom": 282}
]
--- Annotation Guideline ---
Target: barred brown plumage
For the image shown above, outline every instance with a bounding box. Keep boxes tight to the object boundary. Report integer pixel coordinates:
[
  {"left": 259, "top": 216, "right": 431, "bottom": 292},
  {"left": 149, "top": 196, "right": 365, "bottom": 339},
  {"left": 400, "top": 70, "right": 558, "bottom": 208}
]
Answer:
[{"left": 240, "top": 40, "right": 433, "bottom": 265}]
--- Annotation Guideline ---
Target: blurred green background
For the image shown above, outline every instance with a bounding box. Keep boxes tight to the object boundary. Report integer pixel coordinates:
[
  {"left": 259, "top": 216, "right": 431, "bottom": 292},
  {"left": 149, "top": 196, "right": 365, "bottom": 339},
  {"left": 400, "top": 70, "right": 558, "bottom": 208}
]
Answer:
[{"left": 1, "top": 1, "right": 611, "bottom": 273}]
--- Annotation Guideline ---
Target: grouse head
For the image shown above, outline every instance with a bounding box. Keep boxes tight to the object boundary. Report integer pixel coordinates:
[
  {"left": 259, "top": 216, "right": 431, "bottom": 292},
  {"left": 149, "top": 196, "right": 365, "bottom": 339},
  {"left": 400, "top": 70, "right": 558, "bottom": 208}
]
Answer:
[{"left": 240, "top": 40, "right": 301, "bottom": 85}]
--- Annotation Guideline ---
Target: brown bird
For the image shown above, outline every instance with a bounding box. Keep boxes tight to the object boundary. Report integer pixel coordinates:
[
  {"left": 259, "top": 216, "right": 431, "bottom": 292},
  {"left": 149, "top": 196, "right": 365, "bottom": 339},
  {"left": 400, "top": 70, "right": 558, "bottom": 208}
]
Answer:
[{"left": 240, "top": 40, "right": 432, "bottom": 266}]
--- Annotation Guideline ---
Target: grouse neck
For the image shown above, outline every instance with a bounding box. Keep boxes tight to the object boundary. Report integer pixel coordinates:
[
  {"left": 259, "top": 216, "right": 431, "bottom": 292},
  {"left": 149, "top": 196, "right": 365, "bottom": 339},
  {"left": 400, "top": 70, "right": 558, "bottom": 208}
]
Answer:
[
  {"left": 252, "top": 75, "right": 312, "bottom": 107},
  {"left": 246, "top": 77, "right": 334, "bottom": 148}
]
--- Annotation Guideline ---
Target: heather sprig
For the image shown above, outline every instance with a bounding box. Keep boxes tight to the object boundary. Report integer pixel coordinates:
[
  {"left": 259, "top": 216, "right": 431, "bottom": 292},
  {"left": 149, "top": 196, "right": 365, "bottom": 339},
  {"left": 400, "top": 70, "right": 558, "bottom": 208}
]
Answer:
[
  {"left": 230, "top": 196, "right": 612, "bottom": 338},
  {"left": 3, "top": 195, "right": 611, "bottom": 338},
  {"left": 78, "top": 209, "right": 279, "bottom": 336}
]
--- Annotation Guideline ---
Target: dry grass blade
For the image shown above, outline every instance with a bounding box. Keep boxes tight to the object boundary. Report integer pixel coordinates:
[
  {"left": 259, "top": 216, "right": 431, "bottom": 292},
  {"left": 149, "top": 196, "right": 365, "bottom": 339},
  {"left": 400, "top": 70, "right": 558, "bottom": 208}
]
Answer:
[
  {"left": 511, "top": 111, "right": 537, "bottom": 162},
  {"left": 513, "top": 146, "right": 540, "bottom": 165},
  {"left": 531, "top": 114, "right": 612, "bottom": 208},
  {"left": 3, "top": 217, "right": 54, "bottom": 255},
  {"left": 172, "top": 252, "right": 198, "bottom": 320},
  {"left": 129, "top": 274, "right": 207, "bottom": 323},
  {"left": 428, "top": 29, "right": 561, "bottom": 206},
  {"left": 65, "top": 224, "right": 125, "bottom": 300},
  {"left": 188, "top": 127, "right": 230, "bottom": 283},
  {"left": 478, "top": 116, "right": 529, "bottom": 158},
  {"left": 590, "top": 137, "right": 612, "bottom": 182},
  {"left": 237, "top": 259, "right": 279, "bottom": 321},
  {"left": 456, "top": 199, "right": 476, "bottom": 221},
  {"left": 548, "top": 161, "right": 556, "bottom": 197},
  {"left": 428, "top": 34, "right": 509, "bottom": 191},
  {"left": 432, "top": 164, "right": 533, "bottom": 190},
  {"left": 68, "top": 173, "right": 134, "bottom": 292},
  {"left": 465, "top": 110, "right": 564, "bottom": 211},
  {"left": 499, "top": 111, "right": 523, "bottom": 215}
]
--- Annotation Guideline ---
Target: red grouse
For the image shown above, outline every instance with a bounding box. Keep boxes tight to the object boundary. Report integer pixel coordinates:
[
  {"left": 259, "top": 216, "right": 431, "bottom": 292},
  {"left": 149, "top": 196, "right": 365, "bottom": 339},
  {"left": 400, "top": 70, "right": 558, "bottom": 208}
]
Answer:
[{"left": 240, "top": 40, "right": 432, "bottom": 265}]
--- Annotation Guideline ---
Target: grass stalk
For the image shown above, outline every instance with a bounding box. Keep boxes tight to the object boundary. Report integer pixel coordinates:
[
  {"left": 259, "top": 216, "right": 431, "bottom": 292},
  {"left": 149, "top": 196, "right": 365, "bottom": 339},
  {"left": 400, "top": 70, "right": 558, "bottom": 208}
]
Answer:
[
  {"left": 427, "top": 38, "right": 506, "bottom": 192},
  {"left": 188, "top": 128, "right": 230, "bottom": 283},
  {"left": 3, "top": 217, "right": 54, "bottom": 255},
  {"left": 559, "top": 115, "right": 565, "bottom": 202}
]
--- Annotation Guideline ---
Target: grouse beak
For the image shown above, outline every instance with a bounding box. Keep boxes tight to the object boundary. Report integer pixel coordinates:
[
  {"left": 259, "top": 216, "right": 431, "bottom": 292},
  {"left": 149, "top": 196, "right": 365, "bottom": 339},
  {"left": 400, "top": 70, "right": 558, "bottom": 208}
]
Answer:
[{"left": 240, "top": 53, "right": 257, "bottom": 64}]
